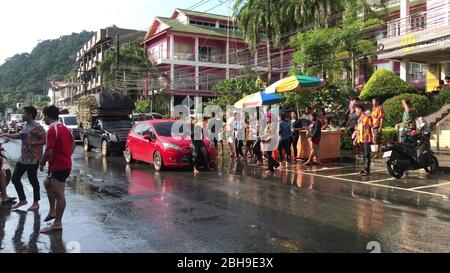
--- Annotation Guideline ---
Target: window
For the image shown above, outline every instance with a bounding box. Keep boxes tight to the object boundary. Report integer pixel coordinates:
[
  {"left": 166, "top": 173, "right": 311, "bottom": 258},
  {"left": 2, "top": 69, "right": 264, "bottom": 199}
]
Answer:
[
  {"left": 409, "top": 62, "right": 426, "bottom": 81},
  {"left": 153, "top": 122, "right": 183, "bottom": 137},
  {"left": 134, "top": 123, "right": 150, "bottom": 135},
  {"left": 190, "top": 20, "right": 216, "bottom": 28},
  {"left": 199, "top": 46, "right": 222, "bottom": 63}
]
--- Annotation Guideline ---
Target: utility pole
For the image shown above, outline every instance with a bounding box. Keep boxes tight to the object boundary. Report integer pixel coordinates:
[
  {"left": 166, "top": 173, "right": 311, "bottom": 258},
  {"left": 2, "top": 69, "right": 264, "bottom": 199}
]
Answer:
[{"left": 115, "top": 35, "right": 120, "bottom": 93}]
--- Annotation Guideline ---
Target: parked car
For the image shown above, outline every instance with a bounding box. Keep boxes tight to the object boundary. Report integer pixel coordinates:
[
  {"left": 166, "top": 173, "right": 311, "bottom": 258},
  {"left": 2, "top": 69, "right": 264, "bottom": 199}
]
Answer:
[
  {"left": 124, "top": 120, "right": 216, "bottom": 171},
  {"left": 83, "top": 118, "right": 133, "bottom": 157},
  {"left": 132, "top": 113, "right": 164, "bottom": 124},
  {"left": 59, "top": 114, "right": 82, "bottom": 143},
  {"left": 79, "top": 92, "right": 134, "bottom": 157}
]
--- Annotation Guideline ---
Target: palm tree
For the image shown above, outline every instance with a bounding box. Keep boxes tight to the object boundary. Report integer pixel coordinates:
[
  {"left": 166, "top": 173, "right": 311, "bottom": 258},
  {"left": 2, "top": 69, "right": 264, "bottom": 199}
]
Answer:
[{"left": 234, "top": 0, "right": 294, "bottom": 84}]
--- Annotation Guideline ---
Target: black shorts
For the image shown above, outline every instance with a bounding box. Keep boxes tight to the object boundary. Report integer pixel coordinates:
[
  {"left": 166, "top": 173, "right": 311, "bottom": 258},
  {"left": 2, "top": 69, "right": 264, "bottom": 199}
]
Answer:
[{"left": 47, "top": 170, "right": 71, "bottom": 183}]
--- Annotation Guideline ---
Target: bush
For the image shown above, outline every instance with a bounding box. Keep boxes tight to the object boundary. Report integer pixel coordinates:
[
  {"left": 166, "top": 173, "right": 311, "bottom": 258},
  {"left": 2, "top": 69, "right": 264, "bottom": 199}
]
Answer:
[
  {"left": 360, "top": 69, "right": 415, "bottom": 101},
  {"left": 383, "top": 94, "right": 432, "bottom": 127},
  {"left": 381, "top": 127, "right": 397, "bottom": 143},
  {"left": 432, "top": 87, "right": 450, "bottom": 110},
  {"left": 134, "top": 100, "right": 151, "bottom": 113},
  {"left": 340, "top": 128, "right": 353, "bottom": 150}
]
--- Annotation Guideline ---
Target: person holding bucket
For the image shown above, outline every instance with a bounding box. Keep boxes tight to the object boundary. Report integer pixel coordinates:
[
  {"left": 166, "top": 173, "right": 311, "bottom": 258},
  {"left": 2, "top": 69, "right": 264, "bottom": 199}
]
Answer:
[{"left": 371, "top": 98, "right": 384, "bottom": 159}]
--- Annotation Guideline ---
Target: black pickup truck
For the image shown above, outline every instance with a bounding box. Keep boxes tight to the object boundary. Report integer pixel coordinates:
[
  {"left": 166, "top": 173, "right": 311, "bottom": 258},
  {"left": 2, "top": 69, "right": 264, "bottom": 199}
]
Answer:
[
  {"left": 78, "top": 92, "right": 134, "bottom": 157},
  {"left": 83, "top": 117, "right": 133, "bottom": 156}
]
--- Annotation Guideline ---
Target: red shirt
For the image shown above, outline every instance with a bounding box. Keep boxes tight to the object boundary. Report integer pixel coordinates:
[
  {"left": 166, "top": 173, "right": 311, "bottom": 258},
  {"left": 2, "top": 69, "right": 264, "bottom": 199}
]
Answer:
[{"left": 46, "top": 122, "right": 74, "bottom": 172}]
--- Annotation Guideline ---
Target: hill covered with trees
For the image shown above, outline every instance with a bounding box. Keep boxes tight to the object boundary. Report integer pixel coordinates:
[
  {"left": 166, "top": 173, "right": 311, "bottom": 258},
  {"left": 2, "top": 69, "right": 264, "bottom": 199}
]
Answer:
[{"left": 0, "top": 31, "right": 94, "bottom": 112}]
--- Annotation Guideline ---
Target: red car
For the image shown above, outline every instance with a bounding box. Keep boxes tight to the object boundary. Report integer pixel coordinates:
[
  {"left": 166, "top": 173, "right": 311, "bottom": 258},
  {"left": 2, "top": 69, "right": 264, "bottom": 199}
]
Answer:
[{"left": 124, "top": 120, "right": 216, "bottom": 171}]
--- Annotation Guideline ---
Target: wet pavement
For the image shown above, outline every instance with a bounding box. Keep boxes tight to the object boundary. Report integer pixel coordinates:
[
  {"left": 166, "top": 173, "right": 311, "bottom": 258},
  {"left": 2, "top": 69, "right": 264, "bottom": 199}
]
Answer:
[{"left": 1, "top": 140, "right": 450, "bottom": 253}]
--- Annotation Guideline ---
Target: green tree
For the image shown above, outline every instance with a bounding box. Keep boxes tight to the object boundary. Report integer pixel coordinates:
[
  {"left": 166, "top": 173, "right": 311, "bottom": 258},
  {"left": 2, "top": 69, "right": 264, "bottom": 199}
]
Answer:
[
  {"left": 135, "top": 99, "right": 151, "bottom": 113},
  {"left": 291, "top": 28, "right": 340, "bottom": 80},
  {"left": 360, "top": 69, "right": 415, "bottom": 101},
  {"left": 234, "top": 0, "right": 294, "bottom": 83},
  {"left": 98, "top": 43, "right": 157, "bottom": 100},
  {"left": 0, "top": 31, "right": 94, "bottom": 112},
  {"left": 208, "top": 69, "right": 263, "bottom": 110}
]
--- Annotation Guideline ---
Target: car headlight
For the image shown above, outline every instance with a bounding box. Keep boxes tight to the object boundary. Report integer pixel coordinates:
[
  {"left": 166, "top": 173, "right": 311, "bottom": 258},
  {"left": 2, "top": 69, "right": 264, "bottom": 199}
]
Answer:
[
  {"left": 110, "top": 134, "right": 118, "bottom": 142},
  {"left": 162, "top": 142, "right": 183, "bottom": 151}
]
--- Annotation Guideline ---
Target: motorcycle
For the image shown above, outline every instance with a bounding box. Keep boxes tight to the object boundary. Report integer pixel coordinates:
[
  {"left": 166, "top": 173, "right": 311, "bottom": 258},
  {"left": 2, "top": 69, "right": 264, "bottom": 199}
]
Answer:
[{"left": 382, "top": 118, "right": 439, "bottom": 179}]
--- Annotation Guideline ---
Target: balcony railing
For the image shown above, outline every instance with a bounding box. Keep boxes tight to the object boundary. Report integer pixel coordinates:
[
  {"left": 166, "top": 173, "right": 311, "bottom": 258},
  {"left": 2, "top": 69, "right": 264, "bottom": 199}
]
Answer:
[
  {"left": 199, "top": 54, "right": 225, "bottom": 64},
  {"left": 173, "top": 52, "right": 195, "bottom": 61},
  {"left": 385, "top": 8, "right": 449, "bottom": 38}
]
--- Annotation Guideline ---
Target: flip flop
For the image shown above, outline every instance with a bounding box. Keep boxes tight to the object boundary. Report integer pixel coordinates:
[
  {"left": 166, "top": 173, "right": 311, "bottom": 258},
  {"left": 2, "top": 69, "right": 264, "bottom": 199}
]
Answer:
[
  {"left": 44, "top": 215, "right": 56, "bottom": 222},
  {"left": 40, "top": 225, "right": 63, "bottom": 234}
]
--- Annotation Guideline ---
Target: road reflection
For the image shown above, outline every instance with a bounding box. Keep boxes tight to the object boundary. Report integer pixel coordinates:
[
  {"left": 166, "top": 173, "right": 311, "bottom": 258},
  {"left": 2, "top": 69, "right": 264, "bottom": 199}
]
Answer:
[{"left": 0, "top": 205, "right": 66, "bottom": 253}]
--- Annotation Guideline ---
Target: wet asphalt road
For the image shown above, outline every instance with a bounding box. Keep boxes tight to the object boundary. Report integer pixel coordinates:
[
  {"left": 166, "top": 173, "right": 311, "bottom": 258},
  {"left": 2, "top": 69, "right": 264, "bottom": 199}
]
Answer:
[{"left": 0, "top": 140, "right": 450, "bottom": 253}]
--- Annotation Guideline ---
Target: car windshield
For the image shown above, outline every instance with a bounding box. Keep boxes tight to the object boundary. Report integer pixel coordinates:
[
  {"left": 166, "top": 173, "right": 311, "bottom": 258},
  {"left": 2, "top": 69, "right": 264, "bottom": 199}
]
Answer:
[
  {"left": 102, "top": 120, "right": 133, "bottom": 130},
  {"left": 64, "top": 116, "right": 77, "bottom": 126},
  {"left": 152, "top": 114, "right": 163, "bottom": 119},
  {"left": 153, "top": 122, "right": 183, "bottom": 137}
]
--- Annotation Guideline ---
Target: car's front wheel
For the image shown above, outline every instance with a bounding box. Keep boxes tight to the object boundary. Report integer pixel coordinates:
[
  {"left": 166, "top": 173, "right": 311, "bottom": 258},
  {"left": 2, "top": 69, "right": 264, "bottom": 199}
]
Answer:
[
  {"left": 84, "top": 137, "right": 92, "bottom": 152},
  {"left": 124, "top": 147, "right": 135, "bottom": 164},
  {"left": 153, "top": 151, "right": 165, "bottom": 171},
  {"left": 102, "top": 140, "right": 111, "bottom": 157}
]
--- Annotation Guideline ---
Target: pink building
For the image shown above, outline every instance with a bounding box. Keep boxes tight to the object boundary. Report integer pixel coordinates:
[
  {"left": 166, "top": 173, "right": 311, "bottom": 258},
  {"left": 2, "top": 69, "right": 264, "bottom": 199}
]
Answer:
[{"left": 141, "top": 8, "right": 293, "bottom": 107}]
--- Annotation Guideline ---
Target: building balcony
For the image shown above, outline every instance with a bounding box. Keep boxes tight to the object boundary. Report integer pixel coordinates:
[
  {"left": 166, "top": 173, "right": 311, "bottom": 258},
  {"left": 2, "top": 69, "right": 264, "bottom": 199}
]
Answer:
[
  {"left": 173, "top": 52, "right": 195, "bottom": 61},
  {"left": 377, "top": 5, "right": 450, "bottom": 62},
  {"left": 199, "top": 54, "right": 225, "bottom": 64}
]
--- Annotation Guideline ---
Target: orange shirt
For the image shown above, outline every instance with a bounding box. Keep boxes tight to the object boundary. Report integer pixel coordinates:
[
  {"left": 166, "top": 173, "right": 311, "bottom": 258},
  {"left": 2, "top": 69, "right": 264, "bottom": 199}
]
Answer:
[
  {"left": 372, "top": 105, "right": 384, "bottom": 129},
  {"left": 356, "top": 113, "right": 373, "bottom": 144}
]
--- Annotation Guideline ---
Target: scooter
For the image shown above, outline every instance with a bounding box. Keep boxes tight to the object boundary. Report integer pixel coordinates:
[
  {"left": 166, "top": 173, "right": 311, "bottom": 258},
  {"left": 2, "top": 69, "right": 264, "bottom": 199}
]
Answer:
[{"left": 382, "top": 119, "right": 439, "bottom": 179}]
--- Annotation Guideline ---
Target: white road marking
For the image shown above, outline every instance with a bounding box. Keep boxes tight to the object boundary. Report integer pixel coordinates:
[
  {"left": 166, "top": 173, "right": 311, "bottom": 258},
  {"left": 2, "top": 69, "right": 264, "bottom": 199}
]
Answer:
[
  {"left": 281, "top": 168, "right": 448, "bottom": 199},
  {"left": 410, "top": 181, "right": 450, "bottom": 190},
  {"left": 330, "top": 170, "right": 386, "bottom": 177},
  {"left": 301, "top": 166, "right": 355, "bottom": 172}
]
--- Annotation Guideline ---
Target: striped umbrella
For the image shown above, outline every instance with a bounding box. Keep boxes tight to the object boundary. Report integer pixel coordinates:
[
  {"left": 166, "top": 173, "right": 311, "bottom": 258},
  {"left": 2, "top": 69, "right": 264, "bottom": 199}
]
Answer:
[
  {"left": 234, "top": 91, "right": 283, "bottom": 109},
  {"left": 265, "top": 75, "right": 324, "bottom": 94}
]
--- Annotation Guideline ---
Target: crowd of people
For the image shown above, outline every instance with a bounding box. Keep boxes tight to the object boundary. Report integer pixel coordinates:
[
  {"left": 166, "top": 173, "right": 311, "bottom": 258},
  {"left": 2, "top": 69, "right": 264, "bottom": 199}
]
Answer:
[
  {"left": 186, "top": 105, "right": 339, "bottom": 175},
  {"left": 0, "top": 106, "right": 75, "bottom": 233},
  {"left": 189, "top": 95, "right": 417, "bottom": 177}
]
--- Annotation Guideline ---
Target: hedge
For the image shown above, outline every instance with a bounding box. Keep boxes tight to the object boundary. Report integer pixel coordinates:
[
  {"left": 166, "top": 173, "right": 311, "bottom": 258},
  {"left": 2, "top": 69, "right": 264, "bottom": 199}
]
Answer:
[
  {"left": 340, "top": 127, "right": 398, "bottom": 150},
  {"left": 432, "top": 87, "right": 450, "bottom": 110},
  {"left": 381, "top": 127, "right": 397, "bottom": 143},
  {"left": 360, "top": 69, "right": 415, "bottom": 101},
  {"left": 382, "top": 94, "right": 432, "bottom": 127}
]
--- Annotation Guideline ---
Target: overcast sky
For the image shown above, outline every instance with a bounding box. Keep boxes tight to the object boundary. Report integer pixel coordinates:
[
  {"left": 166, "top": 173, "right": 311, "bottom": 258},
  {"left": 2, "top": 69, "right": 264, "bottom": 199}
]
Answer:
[{"left": 0, "top": 0, "right": 230, "bottom": 64}]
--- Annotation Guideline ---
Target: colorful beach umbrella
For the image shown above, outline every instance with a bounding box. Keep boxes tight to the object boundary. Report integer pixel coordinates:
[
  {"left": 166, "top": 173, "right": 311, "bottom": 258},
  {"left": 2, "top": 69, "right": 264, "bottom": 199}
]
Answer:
[
  {"left": 265, "top": 75, "right": 324, "bottom": 94},
  {"left": 234, "top": 91, "right": 283, "bottom": 109}
]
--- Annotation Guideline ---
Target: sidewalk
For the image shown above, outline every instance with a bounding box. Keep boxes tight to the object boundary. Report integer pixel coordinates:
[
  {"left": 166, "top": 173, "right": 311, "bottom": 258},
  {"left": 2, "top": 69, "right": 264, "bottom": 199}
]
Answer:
[{"left": 340, "top": 150, "right": 450, "bottom": 174}]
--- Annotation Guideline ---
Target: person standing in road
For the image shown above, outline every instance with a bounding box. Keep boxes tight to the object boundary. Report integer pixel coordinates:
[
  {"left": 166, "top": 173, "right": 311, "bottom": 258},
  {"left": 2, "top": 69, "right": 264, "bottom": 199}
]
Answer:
[
  {"left": 0, "top": 106, "right": 45, "bottom": 211},
  {"left": 233, "top": 113, "right": 244, "bottom": 159},
  {"left": 371, "top": 98, "right": 385, "bottom": 158},
  {"left": 39, "top": 106, "right": 75, "bottom": 233},
  {"left": 304, "top": 112, "right": 322, "bottom": 166},
  {"left": 277, "top": 112, "right": 292, "bottom": 163},
  {"left": 261, "top": 120, "right": 279, "bottom": 173},
  {"left": 290, "top": 111, "right": 302, "bottom": 161},
  {"left": 189, "top": 116, "right": 210, "bottom": 174},
  {"left": 354, "top": 103, "right": 373, "bottom": 177}
]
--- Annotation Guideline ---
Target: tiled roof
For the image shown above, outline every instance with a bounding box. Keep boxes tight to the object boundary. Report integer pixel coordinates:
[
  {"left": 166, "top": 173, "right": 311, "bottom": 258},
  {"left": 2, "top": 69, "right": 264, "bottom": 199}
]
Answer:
[
  {"left": 175, "top": 8, "right": 231, "bottom": 21},
  {"left": 156, "top": 17, "right": 244, "bottom": 39}
]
